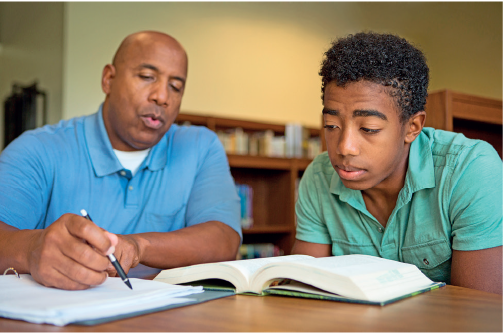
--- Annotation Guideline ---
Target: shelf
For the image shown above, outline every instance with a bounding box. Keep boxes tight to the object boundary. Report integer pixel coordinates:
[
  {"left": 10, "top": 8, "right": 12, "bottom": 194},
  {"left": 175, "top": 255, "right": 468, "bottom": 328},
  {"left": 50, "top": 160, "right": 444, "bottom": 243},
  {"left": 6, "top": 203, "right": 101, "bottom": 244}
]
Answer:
[
  {"left": 450, "top": 92, "right": 502, "bottom": 125},
  {"left": 228, "top": 154, "right": 313, "bottom": 171},
  {"left": 425, "top": 90, "right": 503, "bottom": 130},
  {"left": 243, "top": 225, "right": 293, "bottom": 234},
  {"left": 175, "top": 111, "right": 322, "bottom": 255},
  {"left": 425, "top": 90, "right": 502, "bottom": 158},
  {"left": 177, "top": 112, "right": 320, "bottom": 136}
]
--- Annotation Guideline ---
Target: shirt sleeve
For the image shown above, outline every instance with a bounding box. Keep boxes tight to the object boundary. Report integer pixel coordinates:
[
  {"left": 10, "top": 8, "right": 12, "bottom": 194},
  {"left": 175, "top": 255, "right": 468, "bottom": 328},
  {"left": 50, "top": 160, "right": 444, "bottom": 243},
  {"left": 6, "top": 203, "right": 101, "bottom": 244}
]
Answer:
[
  {"left": 295, "top": 159, "right": 332, "bottom": 244},
  {"left": 449, "top": 141, "right": 503, "bottom": 251},
  {"left": 184, "top": 129, "right": 242, "bottom": 240},
  {"left": 0, "top": 132, "right": 52, "bottom": 229}
]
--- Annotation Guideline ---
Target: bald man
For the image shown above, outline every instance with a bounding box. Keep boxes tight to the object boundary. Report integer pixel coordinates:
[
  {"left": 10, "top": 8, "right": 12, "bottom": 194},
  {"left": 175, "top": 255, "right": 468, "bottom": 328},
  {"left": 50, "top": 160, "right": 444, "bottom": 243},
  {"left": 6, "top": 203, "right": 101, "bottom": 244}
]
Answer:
[{"left": 0, "top": 31, "right": 242, "bottom": 290}]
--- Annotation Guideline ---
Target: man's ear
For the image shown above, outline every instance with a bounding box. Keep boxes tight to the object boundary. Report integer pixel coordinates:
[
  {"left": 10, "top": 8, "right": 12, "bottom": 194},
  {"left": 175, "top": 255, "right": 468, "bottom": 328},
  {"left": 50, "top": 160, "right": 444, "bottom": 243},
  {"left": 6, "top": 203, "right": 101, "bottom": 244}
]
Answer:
[
  {"left": 404, "top": 111, "right": 426, "bottom": 144},
  {"left": 101, "top": 64, "right": 116, "bottom": 95}
]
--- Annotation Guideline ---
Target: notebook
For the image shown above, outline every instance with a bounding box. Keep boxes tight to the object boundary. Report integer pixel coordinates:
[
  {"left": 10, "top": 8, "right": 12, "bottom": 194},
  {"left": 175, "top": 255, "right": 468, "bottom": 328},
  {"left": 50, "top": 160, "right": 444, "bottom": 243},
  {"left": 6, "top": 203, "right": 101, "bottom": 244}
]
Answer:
[{"left": 0, "top": 274, "right": 214, "bottom": 326}]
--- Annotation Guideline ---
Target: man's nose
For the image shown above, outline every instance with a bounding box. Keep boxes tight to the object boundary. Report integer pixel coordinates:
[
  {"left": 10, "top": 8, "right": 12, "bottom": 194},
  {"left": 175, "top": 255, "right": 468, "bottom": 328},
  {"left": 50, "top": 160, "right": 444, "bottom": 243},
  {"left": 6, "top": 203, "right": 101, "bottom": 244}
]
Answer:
[
  {"left": 149, "top": 82, "right": 169, "bottom": 106},
  {"left": 336, "top": 128, "right": 359, "bottom": 156}
]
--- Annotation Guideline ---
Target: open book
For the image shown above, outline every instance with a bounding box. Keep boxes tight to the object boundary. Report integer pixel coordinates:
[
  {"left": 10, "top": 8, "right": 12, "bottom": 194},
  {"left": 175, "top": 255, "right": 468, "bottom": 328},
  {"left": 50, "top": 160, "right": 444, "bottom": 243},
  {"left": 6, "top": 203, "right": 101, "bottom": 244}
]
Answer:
[{"left": 154, "top": 254, "right": 445, "bottom": 305}]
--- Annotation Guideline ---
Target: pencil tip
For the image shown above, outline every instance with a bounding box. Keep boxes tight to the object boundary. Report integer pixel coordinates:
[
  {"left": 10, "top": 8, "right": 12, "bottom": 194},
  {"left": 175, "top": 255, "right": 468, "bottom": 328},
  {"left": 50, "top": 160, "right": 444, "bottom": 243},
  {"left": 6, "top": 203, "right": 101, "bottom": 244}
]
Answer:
[{"left": 126, "top": 280, "right": 133, "bottom": 290}]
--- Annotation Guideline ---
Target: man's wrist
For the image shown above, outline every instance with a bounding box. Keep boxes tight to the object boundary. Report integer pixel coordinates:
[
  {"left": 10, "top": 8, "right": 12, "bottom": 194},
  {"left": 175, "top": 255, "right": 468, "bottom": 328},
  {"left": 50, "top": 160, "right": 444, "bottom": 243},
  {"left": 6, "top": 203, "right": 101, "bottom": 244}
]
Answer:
[
  {"left": 129, "top": 234, "right": 148, "bottom": 267},
  {"left": 0, "top": 226, "right": 39, "bottom": 274}
]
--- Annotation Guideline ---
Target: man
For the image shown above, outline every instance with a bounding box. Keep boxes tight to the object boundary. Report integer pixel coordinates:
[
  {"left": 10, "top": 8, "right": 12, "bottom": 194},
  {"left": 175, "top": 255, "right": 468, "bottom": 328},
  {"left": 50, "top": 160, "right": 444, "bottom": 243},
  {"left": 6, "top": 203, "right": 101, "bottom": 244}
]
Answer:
[
  {"left": 292, "top": 32, "right": 502, "bottom": 294},
  {"left": 0, "top": 31, "right": 242, "bottom": 290}
]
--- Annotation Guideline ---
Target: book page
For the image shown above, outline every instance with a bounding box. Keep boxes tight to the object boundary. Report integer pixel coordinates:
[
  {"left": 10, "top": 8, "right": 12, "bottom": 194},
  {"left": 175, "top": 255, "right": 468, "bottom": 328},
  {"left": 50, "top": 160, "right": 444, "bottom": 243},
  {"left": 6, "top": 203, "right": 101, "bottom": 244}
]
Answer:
[
  {"left": 271, "top": 254, "right": 417, "bottom": 277},
  {"left": 223, "top": 255, "right": 312, "bottom": 282},
  {"left": 252, "top": 255, "right": 434, "bottom": 301},
  {"left": 154, "top": 255, "right": 313, "bottom": 293}
]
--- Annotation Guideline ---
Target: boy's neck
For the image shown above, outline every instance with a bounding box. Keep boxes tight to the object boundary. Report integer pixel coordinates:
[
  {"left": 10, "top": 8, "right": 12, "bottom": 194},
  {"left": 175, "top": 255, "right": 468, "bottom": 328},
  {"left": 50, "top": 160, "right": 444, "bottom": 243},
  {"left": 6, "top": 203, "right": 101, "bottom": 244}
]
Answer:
[{"left": 361, "top": 151, "right": 410, "bottom": 228}]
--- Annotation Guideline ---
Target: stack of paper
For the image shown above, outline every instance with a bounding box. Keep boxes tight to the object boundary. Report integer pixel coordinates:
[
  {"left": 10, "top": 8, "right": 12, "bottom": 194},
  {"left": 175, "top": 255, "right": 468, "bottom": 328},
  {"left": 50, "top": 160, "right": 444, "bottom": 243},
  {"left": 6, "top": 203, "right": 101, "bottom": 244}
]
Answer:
[{"left": 0, "top": 274, "right": 203, "bottom": 326}]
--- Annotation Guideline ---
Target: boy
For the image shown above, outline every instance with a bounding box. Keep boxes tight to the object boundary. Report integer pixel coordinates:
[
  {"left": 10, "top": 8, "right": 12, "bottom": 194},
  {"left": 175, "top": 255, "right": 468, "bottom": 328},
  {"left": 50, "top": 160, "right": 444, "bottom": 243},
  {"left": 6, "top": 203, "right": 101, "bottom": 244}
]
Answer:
[{"left": 293, "top": 32, "right": 502, "bottom": 294}]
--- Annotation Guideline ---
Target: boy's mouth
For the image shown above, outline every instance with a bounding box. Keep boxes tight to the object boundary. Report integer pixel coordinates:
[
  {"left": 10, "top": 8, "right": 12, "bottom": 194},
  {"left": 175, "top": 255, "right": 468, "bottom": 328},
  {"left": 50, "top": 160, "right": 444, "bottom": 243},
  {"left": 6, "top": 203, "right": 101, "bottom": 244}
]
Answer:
[{"left": 335, "top": 165, "right": 366, "bottom": 181}]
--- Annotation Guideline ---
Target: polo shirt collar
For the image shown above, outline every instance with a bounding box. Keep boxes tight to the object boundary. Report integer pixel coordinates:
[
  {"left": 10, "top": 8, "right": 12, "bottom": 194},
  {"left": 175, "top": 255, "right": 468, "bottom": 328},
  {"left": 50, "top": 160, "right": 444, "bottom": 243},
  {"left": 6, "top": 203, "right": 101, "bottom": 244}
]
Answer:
[
  {"left": 330, "top": 171, "right": 366, "bottom": 212},
  {"left": 145, "top": 130, "right": 169, "bottom": 171},
  {"left": 329, "top": 129, "right": 435, "bottom": 208},
  {"left": 403, "top": 130, "right": 436, "bottom": 194},
  {"left": 84, "top": 105, "right": 170, "bottom": 177}
]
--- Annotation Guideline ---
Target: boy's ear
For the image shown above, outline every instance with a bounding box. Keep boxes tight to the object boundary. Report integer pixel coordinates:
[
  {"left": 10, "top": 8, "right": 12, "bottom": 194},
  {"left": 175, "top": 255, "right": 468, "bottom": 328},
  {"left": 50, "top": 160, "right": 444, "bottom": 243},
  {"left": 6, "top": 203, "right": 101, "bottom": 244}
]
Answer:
[
  {"left": 404, "top": 111, "right": 426, "bottom": 144},
  {"left": 101, "top": 64, "right": 116, "bottom": 95}
]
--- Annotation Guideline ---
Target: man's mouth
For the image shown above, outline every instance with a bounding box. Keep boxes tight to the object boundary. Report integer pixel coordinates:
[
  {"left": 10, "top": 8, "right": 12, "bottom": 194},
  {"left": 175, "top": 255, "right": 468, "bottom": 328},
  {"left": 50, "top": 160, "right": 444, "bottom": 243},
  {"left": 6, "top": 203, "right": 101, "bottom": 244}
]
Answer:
[
  {"left": 140, "top": 115, "right": 163, "bottom": 130},
  {"left": 334, "top": 164, "right": 366, "bottom": 181}
]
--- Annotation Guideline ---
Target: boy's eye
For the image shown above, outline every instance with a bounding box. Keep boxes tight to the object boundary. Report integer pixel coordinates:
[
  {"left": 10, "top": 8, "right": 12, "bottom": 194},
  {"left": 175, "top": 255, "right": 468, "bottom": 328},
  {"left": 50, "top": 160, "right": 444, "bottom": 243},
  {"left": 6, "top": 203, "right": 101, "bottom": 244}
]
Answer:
[
  {"left": 324, "top": 124, "right": 339, "bottom": 130},
  {"left": 361, "top": 127, "right": 380, "bottom": 134}
]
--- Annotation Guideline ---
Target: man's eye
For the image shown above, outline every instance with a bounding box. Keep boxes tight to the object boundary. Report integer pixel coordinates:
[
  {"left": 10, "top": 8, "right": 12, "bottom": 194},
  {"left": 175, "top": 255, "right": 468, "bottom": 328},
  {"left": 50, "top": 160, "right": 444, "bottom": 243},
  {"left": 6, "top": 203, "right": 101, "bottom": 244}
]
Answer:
[
  {"left": 170, "top": 84, "right": 181, "bottom": 92},
  {"left": 139, "top": 75, "right": 154, "bottom": 80},
  {"left": 361, "top": 127, "right": 380, "bottom": 134}
]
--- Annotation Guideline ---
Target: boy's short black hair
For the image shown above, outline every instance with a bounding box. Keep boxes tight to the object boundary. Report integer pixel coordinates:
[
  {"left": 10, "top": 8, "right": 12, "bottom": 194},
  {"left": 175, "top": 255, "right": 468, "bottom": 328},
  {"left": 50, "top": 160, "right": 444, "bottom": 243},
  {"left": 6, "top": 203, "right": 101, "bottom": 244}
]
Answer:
[{"left": 319, "top": 32, "right": 429, "bottom": 122}]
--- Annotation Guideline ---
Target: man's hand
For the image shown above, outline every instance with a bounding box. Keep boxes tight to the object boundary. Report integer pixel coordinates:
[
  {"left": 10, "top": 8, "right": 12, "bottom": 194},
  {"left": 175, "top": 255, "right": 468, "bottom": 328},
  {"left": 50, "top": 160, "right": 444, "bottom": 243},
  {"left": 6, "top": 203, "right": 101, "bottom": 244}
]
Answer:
[
  {"left": 105, "top": 234, "right": 142, "bottom": 276},
  {"left": 25, "top": 213, "right": 117, "bottom": 290}
]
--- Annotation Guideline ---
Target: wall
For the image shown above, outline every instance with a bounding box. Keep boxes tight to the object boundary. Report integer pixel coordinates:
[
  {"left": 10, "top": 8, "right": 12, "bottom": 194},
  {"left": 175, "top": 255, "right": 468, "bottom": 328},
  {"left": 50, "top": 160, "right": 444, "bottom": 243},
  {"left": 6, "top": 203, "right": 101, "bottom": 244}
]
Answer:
[
  {"left": 353, "top": 2, "right": 502, "bottom": 99},
  {"left": 62, "top": 2, "right": 502, "bottom": 128},
  {"left": 63, "top": 2, "right": 349, "bottom": 127},
  {"left": 0, "top": 2, "right": 64, "bottom": 149},
  {"left": 1, "top": 2, "right": 500, "bottom": 141}
]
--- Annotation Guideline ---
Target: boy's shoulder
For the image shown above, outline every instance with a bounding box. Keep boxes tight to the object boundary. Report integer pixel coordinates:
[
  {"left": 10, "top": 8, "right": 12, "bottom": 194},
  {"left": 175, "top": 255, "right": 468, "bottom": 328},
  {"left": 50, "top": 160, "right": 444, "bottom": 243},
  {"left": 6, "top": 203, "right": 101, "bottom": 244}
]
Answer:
[{"left": 421, "top": 127, "right": 499, "bottom": 168}]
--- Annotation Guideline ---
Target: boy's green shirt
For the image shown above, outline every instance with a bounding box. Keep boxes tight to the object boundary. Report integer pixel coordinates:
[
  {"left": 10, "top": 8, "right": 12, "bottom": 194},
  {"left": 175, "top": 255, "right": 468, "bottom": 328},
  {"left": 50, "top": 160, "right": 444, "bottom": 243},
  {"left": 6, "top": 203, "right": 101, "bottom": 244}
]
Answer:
[{"left": 296, "top": 128, "right": 502, "bottom": 283}]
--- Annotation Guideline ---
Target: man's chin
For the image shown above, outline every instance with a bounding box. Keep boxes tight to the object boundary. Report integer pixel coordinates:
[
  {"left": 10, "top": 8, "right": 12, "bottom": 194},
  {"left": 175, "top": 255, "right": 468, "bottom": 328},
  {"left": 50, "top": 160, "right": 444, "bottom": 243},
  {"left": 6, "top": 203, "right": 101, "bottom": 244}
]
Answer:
[{"left": 129, "top": 136, "right": 163, "bottom": 151}]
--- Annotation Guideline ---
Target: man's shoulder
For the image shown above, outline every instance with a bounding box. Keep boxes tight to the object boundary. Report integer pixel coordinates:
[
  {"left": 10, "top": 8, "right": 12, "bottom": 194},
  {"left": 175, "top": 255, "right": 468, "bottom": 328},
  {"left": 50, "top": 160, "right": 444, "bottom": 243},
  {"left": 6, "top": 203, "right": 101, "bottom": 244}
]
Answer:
[
  {"left": 5, "top": 116, "right": 88, "bottom": 154},
  {"left": 169, "top": 123, "right": 216, "bottom": 139},
  {"left": 21, "top": 116, "right": 86, "bottom": 142},
  {"left": 166, "top": 124, "right": 221, "bottom": 158}
]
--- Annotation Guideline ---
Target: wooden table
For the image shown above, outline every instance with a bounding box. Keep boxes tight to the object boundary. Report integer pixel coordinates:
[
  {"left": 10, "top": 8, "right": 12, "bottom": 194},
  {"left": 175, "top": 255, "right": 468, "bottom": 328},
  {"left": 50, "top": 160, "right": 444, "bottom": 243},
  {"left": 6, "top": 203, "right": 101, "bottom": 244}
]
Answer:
[{"left": 1, "top": 265, "right": 501, "bottom": 332}]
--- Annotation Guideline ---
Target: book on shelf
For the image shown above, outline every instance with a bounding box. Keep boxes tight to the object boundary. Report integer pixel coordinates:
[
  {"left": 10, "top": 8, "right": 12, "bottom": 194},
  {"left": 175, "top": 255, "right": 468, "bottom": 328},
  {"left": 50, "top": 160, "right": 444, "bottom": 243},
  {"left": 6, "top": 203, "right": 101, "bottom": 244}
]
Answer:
[
  {"left": 238, "top": 243, "right": 283, "bottom": 259},
  {"left": 216, "top": 125, "right": 321, "bottom": 159},
  {"left": 235, "top": 183, "right": 253, "bottom": 229},
  {"left": 154, "top": 254, "right": 445, "bottom": 306}
]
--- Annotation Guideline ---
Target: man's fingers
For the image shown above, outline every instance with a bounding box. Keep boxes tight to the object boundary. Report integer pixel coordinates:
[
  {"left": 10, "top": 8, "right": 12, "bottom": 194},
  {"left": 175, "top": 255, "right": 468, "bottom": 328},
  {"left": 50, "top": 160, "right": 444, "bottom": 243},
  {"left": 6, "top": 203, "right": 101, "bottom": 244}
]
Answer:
[
  {"left": 105, "top": 231, "right": 119, "bottom": 254},
  {"left": 33, "top": 259, "right": 107, "bottom": 290},
  {"left": 54, "top": 254, "right": 108, "bottom": 287},
  {"left": 106, "top": 263, "right": 118, "bottom": 277},
  {"left": 58, "top": 234, "right": 110, "bottom": 272},
  {"left": 65, "top": 214, "right": 115, "bottom": 256}
]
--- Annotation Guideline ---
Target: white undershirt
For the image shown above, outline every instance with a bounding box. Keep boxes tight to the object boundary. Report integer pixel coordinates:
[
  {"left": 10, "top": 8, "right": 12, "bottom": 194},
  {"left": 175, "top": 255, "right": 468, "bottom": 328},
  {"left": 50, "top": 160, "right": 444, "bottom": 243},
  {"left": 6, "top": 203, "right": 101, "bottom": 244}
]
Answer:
[{"left": 113, "top": 148, "right": 151, "bottom": 176}]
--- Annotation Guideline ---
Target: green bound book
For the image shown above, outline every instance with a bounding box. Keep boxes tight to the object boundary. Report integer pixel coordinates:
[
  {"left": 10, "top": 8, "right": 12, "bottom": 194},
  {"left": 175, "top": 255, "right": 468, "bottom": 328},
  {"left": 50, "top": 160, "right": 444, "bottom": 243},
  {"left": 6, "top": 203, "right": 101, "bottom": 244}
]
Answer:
[{"left": 154, "top": 254, "right": 445, "bottom": 306}]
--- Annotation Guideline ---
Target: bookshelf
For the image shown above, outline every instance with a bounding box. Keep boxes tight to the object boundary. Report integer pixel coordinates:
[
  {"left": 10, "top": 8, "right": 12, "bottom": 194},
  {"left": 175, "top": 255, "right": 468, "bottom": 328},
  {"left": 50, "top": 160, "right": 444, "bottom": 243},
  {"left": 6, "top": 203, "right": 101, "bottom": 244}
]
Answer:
[
  {"left": 175, "top": 113, "right": 321, "bottom": 255},
  {"left": 424, "top": 90, "right": 502, "bottom": 158}
]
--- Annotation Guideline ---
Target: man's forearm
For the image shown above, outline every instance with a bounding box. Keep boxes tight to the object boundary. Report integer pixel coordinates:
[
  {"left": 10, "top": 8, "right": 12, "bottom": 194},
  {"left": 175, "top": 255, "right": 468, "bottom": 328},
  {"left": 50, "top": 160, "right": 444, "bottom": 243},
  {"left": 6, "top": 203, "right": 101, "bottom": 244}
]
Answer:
[
  {"left": 133, "top": 221, "right": 241, "bottom": 269},
  {"left": 0, "top": 221, "right": 39, "bottom": 273}
]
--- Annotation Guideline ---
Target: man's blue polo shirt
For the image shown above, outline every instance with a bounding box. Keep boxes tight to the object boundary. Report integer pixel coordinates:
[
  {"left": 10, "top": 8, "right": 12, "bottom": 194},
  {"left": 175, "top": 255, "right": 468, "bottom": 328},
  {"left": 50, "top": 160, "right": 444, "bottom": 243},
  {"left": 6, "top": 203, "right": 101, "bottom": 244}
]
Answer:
[
  {"left": 0, "top": 106, "right": 242, "bottom": 239},
  {"left": 296, "top": 128, "right": 502, "bottom": 283}
]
